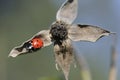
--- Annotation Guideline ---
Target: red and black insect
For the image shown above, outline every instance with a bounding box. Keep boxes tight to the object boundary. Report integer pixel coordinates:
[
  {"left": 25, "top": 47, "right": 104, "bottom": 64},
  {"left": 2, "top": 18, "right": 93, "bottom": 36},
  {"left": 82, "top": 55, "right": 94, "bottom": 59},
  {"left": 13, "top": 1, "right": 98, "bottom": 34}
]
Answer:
[
  {"left": 9, "top": 0, "right": 113, "bottom": 80},
  {"left": 22, "top": 38, "right": 43, "bottom": 52}
]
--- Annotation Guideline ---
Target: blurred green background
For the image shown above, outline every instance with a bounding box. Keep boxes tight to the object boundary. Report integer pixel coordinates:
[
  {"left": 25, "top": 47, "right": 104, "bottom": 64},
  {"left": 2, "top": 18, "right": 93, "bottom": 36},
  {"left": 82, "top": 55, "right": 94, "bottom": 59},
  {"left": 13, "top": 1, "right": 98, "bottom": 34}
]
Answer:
[{"left": 0, "top": 0, "right": 119, "bottom": 80}]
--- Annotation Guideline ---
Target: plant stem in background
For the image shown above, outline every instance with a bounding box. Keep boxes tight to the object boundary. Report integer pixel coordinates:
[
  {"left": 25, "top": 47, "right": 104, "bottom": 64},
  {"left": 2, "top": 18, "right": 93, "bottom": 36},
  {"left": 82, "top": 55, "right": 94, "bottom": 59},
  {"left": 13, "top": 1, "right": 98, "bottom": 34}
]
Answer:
[
  {"left": 75, "top": 52, "right": 92, "bottom": 80},
  {"left": 109, "top": 34, "right": 117, "bottom": 80}
]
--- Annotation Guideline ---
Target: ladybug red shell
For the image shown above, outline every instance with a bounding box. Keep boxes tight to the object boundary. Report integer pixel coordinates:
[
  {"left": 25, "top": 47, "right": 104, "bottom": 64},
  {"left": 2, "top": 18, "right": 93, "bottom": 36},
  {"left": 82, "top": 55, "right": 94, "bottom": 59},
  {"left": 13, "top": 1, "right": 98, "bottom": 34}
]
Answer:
[{"left": 31, "top": 38, "right": 43, "bottom": 49}]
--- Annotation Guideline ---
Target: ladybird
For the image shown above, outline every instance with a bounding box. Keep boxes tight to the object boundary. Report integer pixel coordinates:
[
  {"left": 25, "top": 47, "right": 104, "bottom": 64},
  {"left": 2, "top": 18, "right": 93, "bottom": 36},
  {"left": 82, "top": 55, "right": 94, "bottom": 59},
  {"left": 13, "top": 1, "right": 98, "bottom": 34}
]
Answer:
[{"left": 31, "top": 38, "right": 43, "bottom": 49}]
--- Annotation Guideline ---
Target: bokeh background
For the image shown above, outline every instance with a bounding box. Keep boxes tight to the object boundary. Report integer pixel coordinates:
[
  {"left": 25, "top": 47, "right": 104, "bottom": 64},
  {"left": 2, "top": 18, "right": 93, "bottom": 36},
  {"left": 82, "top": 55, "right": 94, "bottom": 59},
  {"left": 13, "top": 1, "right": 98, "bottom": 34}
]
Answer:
[{"left": 0, "top": 0, "right": 119, "bottom": 80}]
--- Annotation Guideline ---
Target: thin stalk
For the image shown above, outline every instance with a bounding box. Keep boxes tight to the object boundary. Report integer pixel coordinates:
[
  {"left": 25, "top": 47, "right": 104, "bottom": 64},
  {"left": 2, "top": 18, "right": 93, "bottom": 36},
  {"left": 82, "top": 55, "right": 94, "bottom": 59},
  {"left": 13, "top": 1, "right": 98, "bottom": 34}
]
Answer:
[
  {"left": 109, "top": 34, "right": 117, "bottom": 80},
  {"left": 75, "top": 52, "right": 92, "bottom": 80}
]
